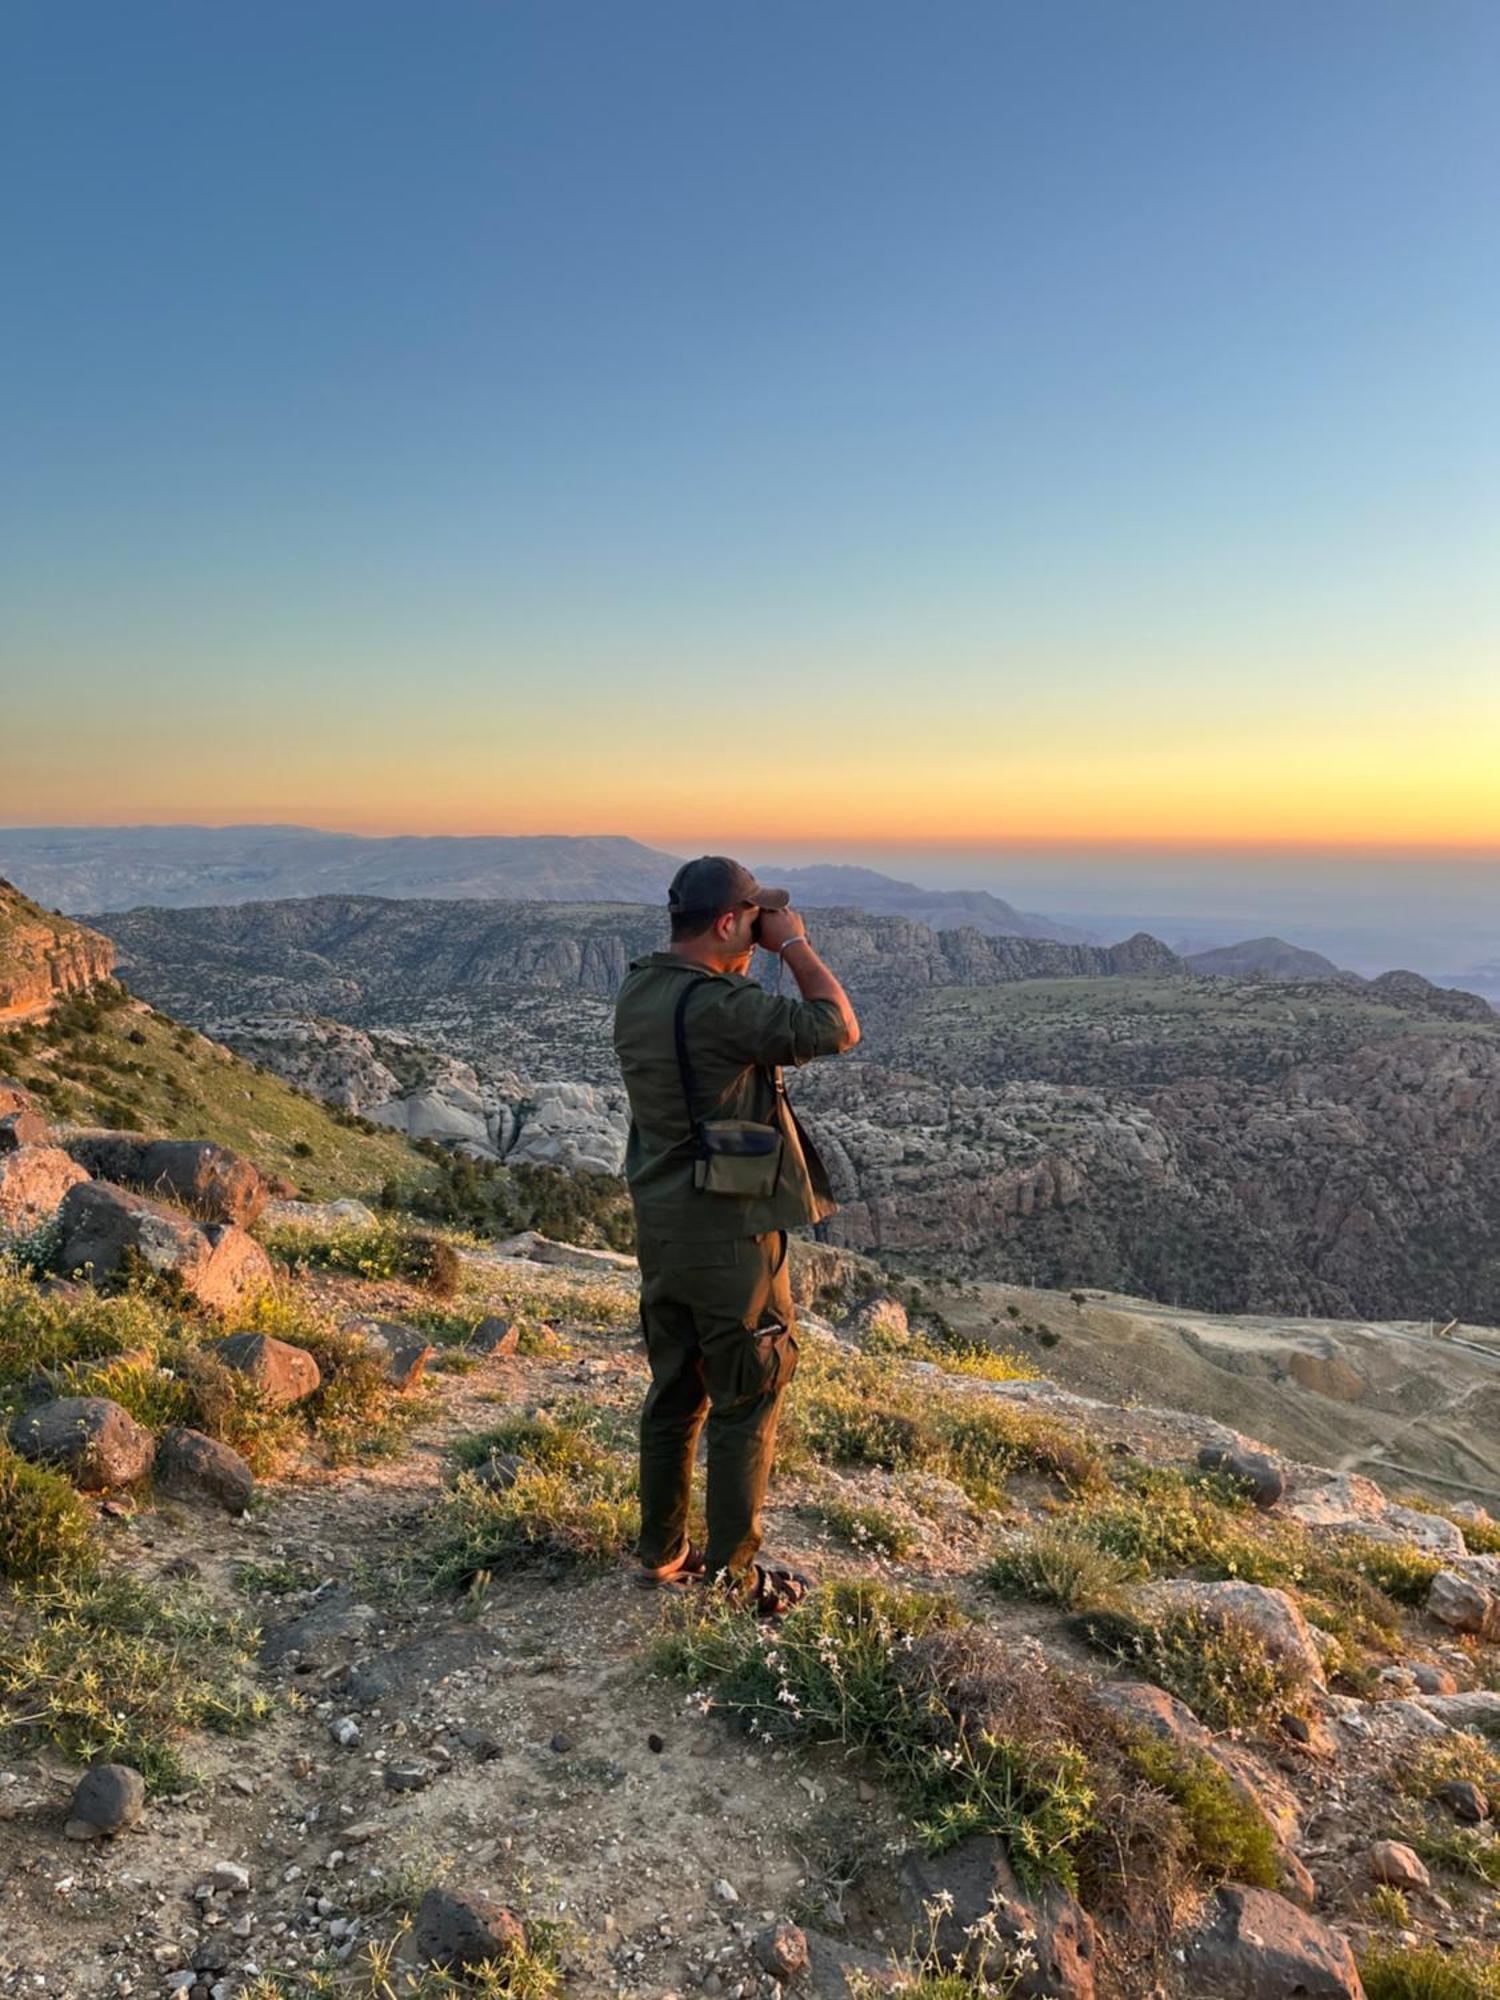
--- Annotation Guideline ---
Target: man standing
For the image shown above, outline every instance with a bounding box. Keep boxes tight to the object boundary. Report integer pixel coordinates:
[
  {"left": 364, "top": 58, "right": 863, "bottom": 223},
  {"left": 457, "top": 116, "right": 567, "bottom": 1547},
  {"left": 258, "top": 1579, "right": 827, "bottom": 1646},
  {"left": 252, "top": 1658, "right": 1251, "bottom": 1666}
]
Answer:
[{"left": 613, "top": 857, "right": 860, "bottom": 1616}]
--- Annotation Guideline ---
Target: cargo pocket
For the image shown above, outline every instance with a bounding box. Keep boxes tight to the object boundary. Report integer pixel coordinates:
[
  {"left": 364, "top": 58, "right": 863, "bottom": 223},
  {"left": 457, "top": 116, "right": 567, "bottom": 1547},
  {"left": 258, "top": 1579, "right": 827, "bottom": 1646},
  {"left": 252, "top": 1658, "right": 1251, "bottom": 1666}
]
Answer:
[{"left": 736, "top": 1324, "right": 800, "bottom": 1402}]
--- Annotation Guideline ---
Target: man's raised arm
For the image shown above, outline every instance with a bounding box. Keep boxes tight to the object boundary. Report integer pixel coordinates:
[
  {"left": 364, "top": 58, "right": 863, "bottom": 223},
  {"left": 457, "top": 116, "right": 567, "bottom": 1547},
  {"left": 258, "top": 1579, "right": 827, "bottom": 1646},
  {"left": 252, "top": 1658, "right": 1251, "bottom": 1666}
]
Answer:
[{"left": 757, "top": 907, "right": 860, "bottom": 1051}]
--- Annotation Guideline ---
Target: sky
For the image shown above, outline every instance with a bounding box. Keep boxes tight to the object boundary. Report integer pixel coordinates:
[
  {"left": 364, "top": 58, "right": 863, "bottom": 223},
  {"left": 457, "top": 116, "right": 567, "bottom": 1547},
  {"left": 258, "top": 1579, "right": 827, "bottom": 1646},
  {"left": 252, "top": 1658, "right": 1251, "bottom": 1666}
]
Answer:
[{"left": 2, "top": 1, "right": 1498, "bottom": 857}]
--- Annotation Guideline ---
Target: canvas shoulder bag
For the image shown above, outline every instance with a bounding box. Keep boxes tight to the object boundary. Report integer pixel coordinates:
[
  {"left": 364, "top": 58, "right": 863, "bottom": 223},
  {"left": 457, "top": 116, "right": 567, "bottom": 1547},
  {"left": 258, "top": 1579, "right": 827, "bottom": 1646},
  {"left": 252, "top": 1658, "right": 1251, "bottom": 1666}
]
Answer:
[{"left": 673, "top": 977, "right": 784, "bottom": 1198}]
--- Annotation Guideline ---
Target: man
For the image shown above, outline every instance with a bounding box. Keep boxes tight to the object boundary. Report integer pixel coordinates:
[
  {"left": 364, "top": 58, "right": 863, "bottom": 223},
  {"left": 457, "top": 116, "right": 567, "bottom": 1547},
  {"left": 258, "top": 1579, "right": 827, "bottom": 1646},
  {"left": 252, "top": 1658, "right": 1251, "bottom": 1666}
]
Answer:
[{"left": 612, "top": 856, "right": 860, "bottom": 1616}]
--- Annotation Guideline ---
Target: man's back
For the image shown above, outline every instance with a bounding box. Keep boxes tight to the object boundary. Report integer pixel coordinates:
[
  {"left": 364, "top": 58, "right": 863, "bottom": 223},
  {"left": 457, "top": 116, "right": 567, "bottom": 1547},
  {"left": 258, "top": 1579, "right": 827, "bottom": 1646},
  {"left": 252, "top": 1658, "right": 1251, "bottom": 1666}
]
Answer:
[{"left": 612, "top": 950, "right": 845, "bottom": 1240}]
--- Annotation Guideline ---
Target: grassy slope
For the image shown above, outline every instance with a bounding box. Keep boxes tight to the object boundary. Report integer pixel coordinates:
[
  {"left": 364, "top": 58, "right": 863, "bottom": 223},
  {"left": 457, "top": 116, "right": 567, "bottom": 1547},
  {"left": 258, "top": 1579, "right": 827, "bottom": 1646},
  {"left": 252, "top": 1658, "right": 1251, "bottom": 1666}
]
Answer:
[{"left": 0, "top": 992, "right": 427, "bottom": 1202}]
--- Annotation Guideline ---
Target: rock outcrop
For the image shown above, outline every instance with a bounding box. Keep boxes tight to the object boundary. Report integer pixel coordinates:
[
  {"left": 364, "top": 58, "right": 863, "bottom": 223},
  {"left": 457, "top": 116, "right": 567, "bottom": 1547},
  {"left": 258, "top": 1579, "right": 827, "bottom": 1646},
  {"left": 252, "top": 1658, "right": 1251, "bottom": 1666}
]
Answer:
[
  {"left": 52, "top": 1180, "right": 273, "bottom": 1311},
  {"left": 0, "top": 880, "right": 116, "bottom": 1018}
]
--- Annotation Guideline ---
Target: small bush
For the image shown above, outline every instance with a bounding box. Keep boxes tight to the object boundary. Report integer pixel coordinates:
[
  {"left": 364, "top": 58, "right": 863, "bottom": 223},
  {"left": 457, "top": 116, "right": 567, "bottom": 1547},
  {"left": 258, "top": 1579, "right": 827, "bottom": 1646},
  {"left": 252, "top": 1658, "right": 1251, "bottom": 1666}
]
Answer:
[
  {"left": 1360, "top": 1941, "right": 1500, "bottom": 2000},
  {"left": 0, "top": 1572, "right": 270, "bottom": 1787},
  {"left": 1120, "top": 1735, "right": 1280, "bottom": 1888},
  {"left": 432, "top": 1403, "right": 638, "bottom": 1588},
  {"left": 0, "top": 1445, "right": 96, "bottom": 1584},
  {"left": 986, "top": 1524, "right": 1131, "bottom": 1613},
  {"left": 1403, "top": 1821, "right": 1500, "bottom": 1888},
  {"left": 814, "top": 1497, "right": 918, "bottom": 1560},
  {"left": 1076, "top": 1603, "right": 1311, "bottom": 1732}
]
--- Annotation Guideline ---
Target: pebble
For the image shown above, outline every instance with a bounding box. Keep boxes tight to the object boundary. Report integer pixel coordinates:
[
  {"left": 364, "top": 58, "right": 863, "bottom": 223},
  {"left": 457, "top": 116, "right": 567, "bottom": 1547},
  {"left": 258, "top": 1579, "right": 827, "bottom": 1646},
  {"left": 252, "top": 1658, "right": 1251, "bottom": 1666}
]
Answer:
[
  {"left": 329, "top": 1717, "right": 361, "bottom": 1748},
  {"left": 714, "top": 1880, "right": 740, "bottom": 1905}
]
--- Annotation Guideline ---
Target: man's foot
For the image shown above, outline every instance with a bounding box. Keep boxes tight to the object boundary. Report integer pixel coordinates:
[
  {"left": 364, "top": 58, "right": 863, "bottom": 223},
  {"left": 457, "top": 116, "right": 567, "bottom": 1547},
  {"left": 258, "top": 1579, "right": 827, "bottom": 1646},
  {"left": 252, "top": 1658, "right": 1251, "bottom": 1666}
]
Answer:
[
  {"left": 742, "top": 1561, "right": 813, "bottom": 1620},
  {"left": 635, "top": 1540, "right": 706, "bottom": 1590}
]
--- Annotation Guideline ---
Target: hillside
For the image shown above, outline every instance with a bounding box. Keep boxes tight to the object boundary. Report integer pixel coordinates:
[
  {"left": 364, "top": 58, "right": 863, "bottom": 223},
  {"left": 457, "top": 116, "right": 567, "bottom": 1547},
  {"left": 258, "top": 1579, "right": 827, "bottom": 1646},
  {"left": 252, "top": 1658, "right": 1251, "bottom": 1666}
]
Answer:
[{"left": 1185, "top": 936, "right": 1345, "bottom": 980}]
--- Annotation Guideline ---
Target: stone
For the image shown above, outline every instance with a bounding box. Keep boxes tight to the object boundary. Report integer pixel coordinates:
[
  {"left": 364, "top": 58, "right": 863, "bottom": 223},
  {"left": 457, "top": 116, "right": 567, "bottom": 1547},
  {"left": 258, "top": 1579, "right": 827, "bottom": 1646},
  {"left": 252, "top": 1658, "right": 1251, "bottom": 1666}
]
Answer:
[
  {"left": 64, "top": 1764, "right": 145, "bottom": 1840},
  {"left": 10, "top": 1396, "right": 154, "bottom": 1491},
  {"left": 472, "top": 1451, "right": 525, "bottom": 1492},
  {"left": 384, "top": 1762, "right": 434, "bottom": 1793},
  {"left": 1415, "top": 1689, "right": 1500, "bottom": 1733},
  {"left": 490, "top": 1229, "right": 636, "bottom": 1272},
  {"left": 470, "top": 1315, "right": 519, "bottom": 1356},
  {"left": 1439, "top": 1781, "right": 1490, "bottom": 1824},
  {"left": 1141, "top": 1580, "right": 1324, "bottom": 1684},
  {"left": 261, "top": 1196, "right": 378, "bottom": 1231},
  {"left": 329, "top": 1716, "right": 361, "bottom": 1748},
  {"left": 343, "top": 1319, "right": 434, "bottom": 1390},
  {"left": 260, "top": 1589, "right": 377, "bottom": 1668},
  {"left": 1368, "top": 1841, "right": 1429, "bottom": 1892},
  {"left": 154, "top": 1428, "right": 255, "bottom": 1514},
  {"left": 209, "top": 1862, "right": 251, "bottom": 1894},
  {"left": 754, "top": 1921, "right": 809, "bottom": 1983},
  {"left": 64, "top": 1135, "right": 268, "bottom": 1228},
  {"left": 1428, "top": 1569, "right": 1499, "bottom": 1637},
  {"left": 53, "top": 1181, "right": 272, "bottom": 1311},
  {"left": 0, "top": 1105, "right": 51, "bottom": 1150},
  {"left": 900, "top": 1835, "right": 1097, "bottom": 1998},
  {"left": 1184, "top": 1887, "right": 1364, "bottom": 1998},
  {"left": 211, "top": 1331, "right": 321, "bottom": 1406},
  {"left": 1095, "top": 1681, "right": 1301, "bottom": 1849},
  {"left": 1410, "top": 1663, "right": 1459, "bottom": 1696},
  {"left": 0, "top": 1145, "right": 90, "bottom": 1235},
  {"left": 413, "top": 1887, "right": 527, "bottom": 1970},
  {"left": 1198, "top": 1440, "right": 1286, "bottom": 1510}
]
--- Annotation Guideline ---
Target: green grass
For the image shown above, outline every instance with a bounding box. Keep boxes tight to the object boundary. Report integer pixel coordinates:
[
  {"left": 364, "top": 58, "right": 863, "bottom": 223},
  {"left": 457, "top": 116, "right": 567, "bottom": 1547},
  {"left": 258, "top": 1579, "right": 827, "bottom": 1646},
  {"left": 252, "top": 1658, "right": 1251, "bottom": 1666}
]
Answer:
[
  {"left": 0, "top": 1570, "right": 271, "bottom": 1788},
  {"left": 780, "top": 1343, "right": 1105, "bottom": 1508},
  {"left": 1075, "top": 1601, "right": 1313, "bottom": 1733},
  {"left": 1403, "top": 1821, "right": 1500, "bottom": 1889},
  {"left": 0, "top": 1444, "right": 96, "bottom": 1583},
  {"left": 0, "top": 995, "right": 425, "bottom": 1201},
  {"left": 985, "top": 1522, "right": 1132, "bottom": 1612},
  {"left": 259, "top": 1218, "right": 466, "bottom": 1296},
  {"left": 1360, "top": 1942, "right": 1500, "bottom": 2000},
  {"left": 431, "top": 1401, "right": 638, "bottom": 1589},
  {"left": 1120, "top": 1734, "right": 1281, "bottom": 1889},
  {"left": 812, "top": 1496, "right": 920, "bottom": 1560}
]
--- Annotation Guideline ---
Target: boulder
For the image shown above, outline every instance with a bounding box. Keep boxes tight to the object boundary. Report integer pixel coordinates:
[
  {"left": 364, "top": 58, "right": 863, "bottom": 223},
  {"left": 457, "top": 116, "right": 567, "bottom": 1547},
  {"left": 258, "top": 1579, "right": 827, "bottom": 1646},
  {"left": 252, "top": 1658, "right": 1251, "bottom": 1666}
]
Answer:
[
  {"left": 10, "top": 1396, "right": 154, "bottom": 1491},
  {"left": 1184, "top": 1887, "right": 1364, "bottom": 1999},
  {"left": 1428, "top": 1568, "right": 1499, "bottom": 1637},
  {"left": 0, "top": 1105, "right": 51, "bottom": 1150},
  {"left": 901, "top": 1835, "right": 1097, "bottom": 1998},
  {"left": 0, "top": 1145, "right": 90, "bottom": 1235},
  {"left": 155, "top": 1427, "right": 255, "bottom": 1514},
  {"left": 211, "top": 1332, "right": 321, "bottom": 1406},
  {"left": 261, "top": 1196, "right": 378, "bottom": 1232},
  {"left": 343, "top": 1319, "right": 435, "bottom": 1389},
  {"left": 1368, "top": 1841, "right": 1429, "bottom": 1892},
  {"left": 1141, "top": 1581, "right": 1325, "bottom": 1684},
  {"left": 1198, "top": 1440, "right": 1286, "bottom": 1510},
  {"left": 470, "top": 1315, "right": 519, "bottom": 1356},
  {"left": 490, "top": 1229, "right": 637, "bottom": 1272},
  {"left": 53, "top": 1181, "right": 272, "bottom": 1311},
  {"left": 65, "top": 1135, "right": 268, "bottom": 1227},
  {"left": 1410, "top": 1662, "right": 1459, "bottom": 1696},
  {"left": 413, "top": 1887, "right": 527, "bottom": 1970},
  {"left": 1415, "top": 1690, "right": 1500, "bottom": 1733},
  {"left": 63, "top": 1763, "right": 145, "bottom": 1841}
]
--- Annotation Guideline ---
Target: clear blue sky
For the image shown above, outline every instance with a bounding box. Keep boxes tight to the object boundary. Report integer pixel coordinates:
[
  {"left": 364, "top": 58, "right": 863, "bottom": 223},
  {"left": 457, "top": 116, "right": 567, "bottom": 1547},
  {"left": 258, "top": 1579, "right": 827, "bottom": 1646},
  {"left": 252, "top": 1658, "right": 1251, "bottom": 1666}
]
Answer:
[{"left": 3, "top": 1, "right": 1497, "bottom": 847}]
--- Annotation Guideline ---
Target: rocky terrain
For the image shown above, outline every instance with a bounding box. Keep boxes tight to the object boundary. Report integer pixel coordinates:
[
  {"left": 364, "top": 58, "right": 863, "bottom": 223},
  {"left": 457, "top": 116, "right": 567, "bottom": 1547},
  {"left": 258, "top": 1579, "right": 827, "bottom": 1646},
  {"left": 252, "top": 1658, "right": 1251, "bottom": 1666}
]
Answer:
[
  {"left": 0, "top": 886, "right": 117, "bottom": 1022},
  {"left": 88, "top": 896, "right": 1500, "bottom": 1323},
  {"left": 4, "top": 905, "right": 1500, "bottom": 1998}
]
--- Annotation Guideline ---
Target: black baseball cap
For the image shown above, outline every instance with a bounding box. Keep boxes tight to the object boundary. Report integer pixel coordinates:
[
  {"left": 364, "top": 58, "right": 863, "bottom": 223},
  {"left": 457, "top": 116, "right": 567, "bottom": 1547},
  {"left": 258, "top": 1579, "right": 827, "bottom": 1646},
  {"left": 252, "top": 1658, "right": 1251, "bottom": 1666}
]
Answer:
[{"left": 667, "top": 855, "right": 790, "bottom": 915}]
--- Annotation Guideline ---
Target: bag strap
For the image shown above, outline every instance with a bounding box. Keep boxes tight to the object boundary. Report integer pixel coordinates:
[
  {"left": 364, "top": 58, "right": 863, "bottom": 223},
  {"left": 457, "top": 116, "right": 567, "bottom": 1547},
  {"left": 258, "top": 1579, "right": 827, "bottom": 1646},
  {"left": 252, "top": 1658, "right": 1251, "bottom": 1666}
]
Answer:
[{"left": 672, "top": 976, "right": 709, "bottom": 1157}]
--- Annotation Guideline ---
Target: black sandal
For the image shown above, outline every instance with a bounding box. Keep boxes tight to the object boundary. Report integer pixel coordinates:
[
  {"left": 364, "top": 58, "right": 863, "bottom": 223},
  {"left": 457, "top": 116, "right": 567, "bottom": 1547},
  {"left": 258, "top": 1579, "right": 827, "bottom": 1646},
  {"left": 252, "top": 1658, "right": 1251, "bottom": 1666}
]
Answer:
[{"left": 747, "top": 1562, "right": 813, "bottom": 1620}]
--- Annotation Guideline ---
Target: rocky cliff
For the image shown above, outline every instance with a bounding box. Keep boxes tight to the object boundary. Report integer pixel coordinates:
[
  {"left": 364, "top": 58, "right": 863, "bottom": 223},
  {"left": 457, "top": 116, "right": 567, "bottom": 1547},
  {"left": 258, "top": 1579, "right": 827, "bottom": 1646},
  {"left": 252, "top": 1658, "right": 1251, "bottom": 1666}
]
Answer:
[{"left": 0, "top": 879, "right": 116, "bottom": 1018}]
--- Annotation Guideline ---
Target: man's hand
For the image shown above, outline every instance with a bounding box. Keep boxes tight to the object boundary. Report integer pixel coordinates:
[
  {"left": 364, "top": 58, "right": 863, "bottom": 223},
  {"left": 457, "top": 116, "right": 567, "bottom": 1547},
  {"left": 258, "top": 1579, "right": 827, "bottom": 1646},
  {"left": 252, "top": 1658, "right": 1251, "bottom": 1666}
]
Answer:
[{"left": 756, "top": 906, "right": 807, "bottom": 955}]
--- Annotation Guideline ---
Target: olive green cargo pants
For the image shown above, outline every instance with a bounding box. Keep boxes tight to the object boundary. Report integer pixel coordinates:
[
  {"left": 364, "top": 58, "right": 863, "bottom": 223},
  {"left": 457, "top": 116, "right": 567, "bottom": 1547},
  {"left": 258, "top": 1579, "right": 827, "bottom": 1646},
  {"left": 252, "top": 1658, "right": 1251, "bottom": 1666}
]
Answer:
[{"left": 636, "top": 1228, "right": 799, "bottom": 1584}]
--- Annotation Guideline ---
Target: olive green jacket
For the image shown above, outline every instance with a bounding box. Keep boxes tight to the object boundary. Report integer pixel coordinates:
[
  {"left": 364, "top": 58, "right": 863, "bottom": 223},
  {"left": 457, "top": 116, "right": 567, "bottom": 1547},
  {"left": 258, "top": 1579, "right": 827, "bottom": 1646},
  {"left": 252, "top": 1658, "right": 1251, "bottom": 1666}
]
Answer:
[{"left": 612, "top": 952, "right": 845, "bottom": 1240}]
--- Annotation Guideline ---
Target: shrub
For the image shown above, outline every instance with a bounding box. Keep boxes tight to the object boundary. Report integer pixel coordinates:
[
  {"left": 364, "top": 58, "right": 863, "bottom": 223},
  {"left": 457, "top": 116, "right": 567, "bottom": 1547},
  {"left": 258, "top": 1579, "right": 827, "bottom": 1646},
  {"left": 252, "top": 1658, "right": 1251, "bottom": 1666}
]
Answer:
[
  {"left": 0, "top": 1572, "right": 270, "bottom": 1787},
  {"left": 986, "top": 1524, "right": 1131, "bottom": 1613},
  {"left": 814, "top": 1497, "right": 918, "bottom": 1560},
  {"left": 1120, "top": 1735, "right": 1280, "bottom": 1888},
  {"left": 1360, "top": 1942, "right": 1500, "bottom": 2000},
  {"left": 0, "top": 1445, "right": 96, "bottom": 1584},
  {"left": 432, "top": 1403, "right": 638, "bottom": 1588},
  {"left": 1076, "top": 1603, "right": 1311, "bottom": 1732}
]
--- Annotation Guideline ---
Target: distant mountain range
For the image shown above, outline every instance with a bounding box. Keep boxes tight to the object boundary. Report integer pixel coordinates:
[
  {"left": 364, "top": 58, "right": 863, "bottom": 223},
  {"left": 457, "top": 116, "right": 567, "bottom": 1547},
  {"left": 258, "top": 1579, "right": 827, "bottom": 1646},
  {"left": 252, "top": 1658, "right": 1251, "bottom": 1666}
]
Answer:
[
  {"left": 1182, "top": 936, "right": 1343, "bottom": 981},
  {"left": 0, "top": 825, "right": 1082, "bottom": 941}
]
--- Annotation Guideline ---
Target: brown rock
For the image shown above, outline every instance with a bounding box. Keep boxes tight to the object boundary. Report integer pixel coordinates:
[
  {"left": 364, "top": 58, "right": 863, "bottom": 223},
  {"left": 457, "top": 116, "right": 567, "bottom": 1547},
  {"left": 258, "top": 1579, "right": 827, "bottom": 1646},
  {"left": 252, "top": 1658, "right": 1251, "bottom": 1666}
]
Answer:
[
  {"left": 10, "top": 1396, "right": 154, "bottom": 1491},
  {"left": 755, "top": 1920, "right": 810, "bottom": 1983},
  {"left": 901, "top": 1835, "right": 1097, "bottom": 1998},
  {"left": 1410, "top": 1663, "right": 1459, "bottom": 1696},
  {"left": 413, "top": 1887, "right": 527, "bottom": 1969},
  {"left": 1428, "top": 1568, "right": 1499, "bottom": 1637},
  {"left": 0, "top": 1105, "right": 51, "bottom": 1150},
  {"left": 0, "top": 886, "right": 116, "bottom": 1015},
  {"left": 1368, "top": 1841, "right": 1430, "bottom": 1892},
  {"left": 65, "top": 1135, "right": 268, "bottom": 1227},
  {"left": 470, "top": 1315, "right": 519, "bottom": 1355},
  {"left": 211, "top": 1332, "right": 321, "bottom": 1406},
  {"left": 0, "top": 1145, "right": 90, "bottom": 1234},
  {"left": 155, "top": 1428, "right": 255, "bottom": 1513},
  {"left": 1184, "top": 1886, "right": 1364, "bottom": 1998},
  {"left": 344, "top": 1319, "right": 435, "bottom": 1389},
  {"left": 1438, "top": 1780, "right": 1490, "bottom": 1824},
  {"left": 1198, "top": 1440, "right": 1286, "bottom": 1510},
  {"left": 53, "top": 1180, "right": 272, "bottom": 1311}
]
